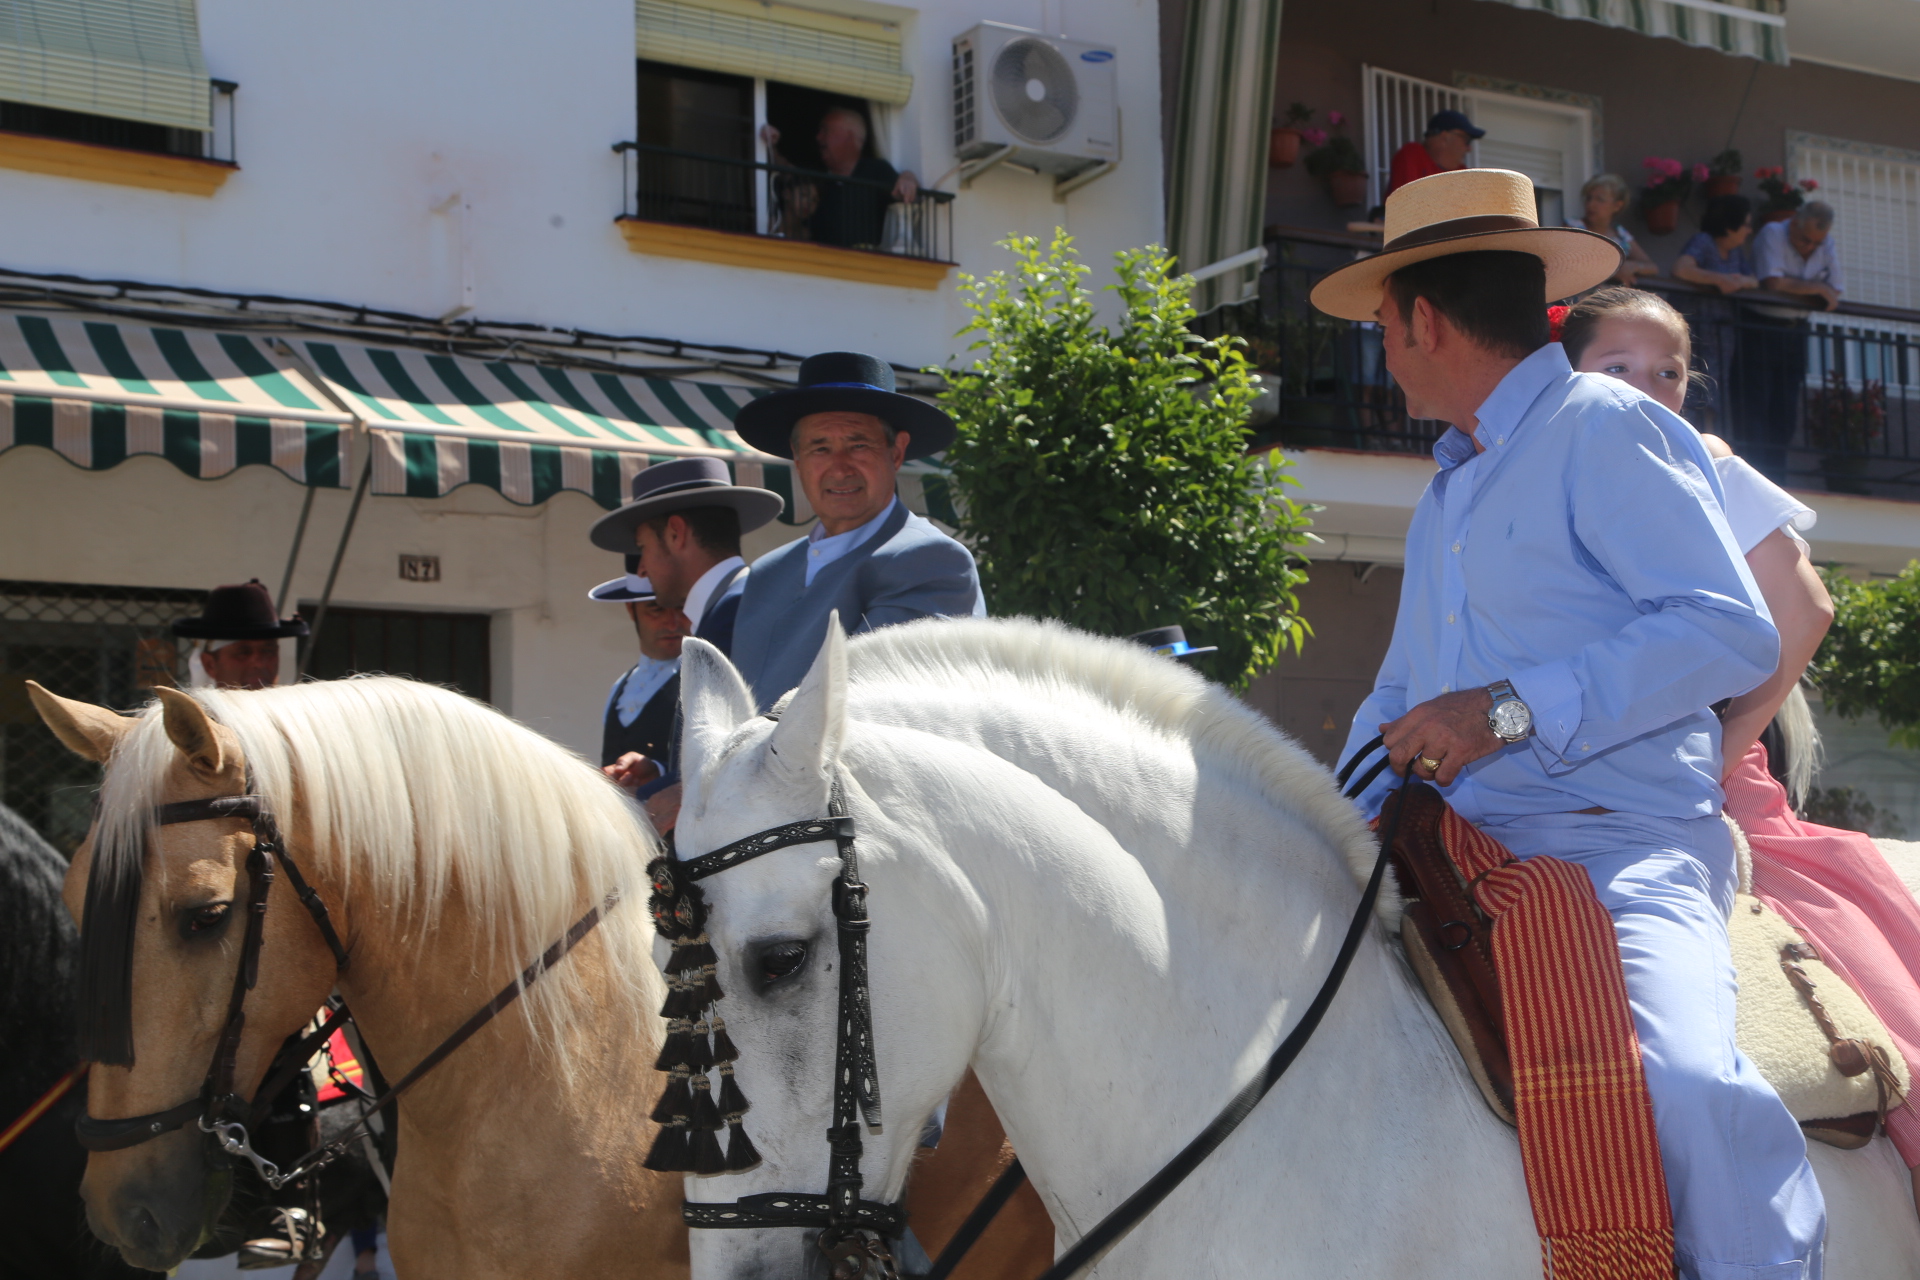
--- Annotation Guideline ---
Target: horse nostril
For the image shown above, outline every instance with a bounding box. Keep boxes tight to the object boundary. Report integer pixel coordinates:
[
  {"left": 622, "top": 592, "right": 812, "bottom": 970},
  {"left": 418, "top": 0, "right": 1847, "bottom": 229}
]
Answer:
[{"left": 128, "top": 1204, "right": 161, "bottom": 1246}]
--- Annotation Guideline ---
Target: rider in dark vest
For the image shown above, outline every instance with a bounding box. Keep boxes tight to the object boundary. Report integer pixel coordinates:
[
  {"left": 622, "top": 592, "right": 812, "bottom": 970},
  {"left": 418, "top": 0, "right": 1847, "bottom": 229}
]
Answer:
[{"left": 591, "top": 555, "right": 689, "bottom": 777}]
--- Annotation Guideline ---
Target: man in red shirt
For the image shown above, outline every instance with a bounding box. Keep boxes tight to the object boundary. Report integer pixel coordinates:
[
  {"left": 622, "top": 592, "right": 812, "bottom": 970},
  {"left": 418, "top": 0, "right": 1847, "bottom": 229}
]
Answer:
[{"left": 1387, "top": 108, "right": 1483, "bottom": 197}]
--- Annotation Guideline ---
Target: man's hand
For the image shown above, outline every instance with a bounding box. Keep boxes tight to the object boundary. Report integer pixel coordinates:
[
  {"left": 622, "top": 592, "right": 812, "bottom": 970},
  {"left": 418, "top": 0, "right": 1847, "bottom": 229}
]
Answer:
[
  {"left": 644, "top": 782, "right": 683, "bottom": 833},
  {"left": 892, "top": 170, "right": 920, "bottom": 203},
  {"left": 1380, "top": 687, "right": 1504, "bottom": 787},
  {"left": 1816, "top": 282, "right": 1842, "bottom": 311},
  {"left": 602, "top": 752, "right": 660, "bottom": 793}
]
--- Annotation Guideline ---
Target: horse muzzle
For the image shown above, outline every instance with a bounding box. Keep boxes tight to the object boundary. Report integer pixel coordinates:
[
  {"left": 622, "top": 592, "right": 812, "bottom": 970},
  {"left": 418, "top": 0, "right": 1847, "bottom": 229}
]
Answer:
[{"left": 81, "top": 1130, "right": 231, "bottom": 1271}]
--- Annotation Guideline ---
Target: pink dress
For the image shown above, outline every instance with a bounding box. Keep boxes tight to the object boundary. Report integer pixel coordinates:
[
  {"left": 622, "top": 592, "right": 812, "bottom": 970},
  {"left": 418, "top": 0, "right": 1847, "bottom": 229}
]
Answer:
[{"left": 1724, "top": 742, "right": 1920, "bottom": 1166}]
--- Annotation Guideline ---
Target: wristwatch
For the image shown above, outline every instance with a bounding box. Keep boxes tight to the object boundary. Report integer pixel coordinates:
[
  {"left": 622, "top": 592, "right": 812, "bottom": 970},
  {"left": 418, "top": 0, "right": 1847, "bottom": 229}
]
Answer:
[{"left": 1486, "top": 679, "right": 1532, "bottom": 743}]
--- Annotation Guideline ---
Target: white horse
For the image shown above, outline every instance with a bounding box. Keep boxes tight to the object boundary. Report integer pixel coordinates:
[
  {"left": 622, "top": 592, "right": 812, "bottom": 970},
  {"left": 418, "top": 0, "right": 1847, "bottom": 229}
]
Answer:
[{"left": 668, "top": 617, "right": 1920, "bottom": 1278}]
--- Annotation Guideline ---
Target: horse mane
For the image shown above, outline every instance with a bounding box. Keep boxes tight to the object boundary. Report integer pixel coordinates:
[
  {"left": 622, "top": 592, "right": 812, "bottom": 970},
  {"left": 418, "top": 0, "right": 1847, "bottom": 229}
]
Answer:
[
  {"left": 839, "top": 617, "right": 1392, "bottom": 915},
  {"left": 1773, "top": 683, "right": 1823, "bottom": 811},
  {"left": 87, "top": 677, "right": 663, "bottom": 1071},
  {"left": 0, "top": 802, "right": 80, "bottom": 1109}
]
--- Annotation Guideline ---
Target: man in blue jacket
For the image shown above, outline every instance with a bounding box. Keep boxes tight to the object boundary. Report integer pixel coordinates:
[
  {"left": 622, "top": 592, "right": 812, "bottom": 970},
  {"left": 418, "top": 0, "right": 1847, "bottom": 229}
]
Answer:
[{"left": 731, "top": 351, "right": 984, "bottom": 710}]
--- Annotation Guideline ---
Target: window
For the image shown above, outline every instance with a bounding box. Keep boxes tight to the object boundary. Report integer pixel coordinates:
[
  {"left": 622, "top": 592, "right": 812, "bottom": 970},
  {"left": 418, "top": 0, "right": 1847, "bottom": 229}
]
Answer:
[
  {"left": 1363, "top": 66, "right": 1592, "bottom": 224},
  {"left": 1790, "top": 132, "right": 1920, "bottom": 313},
  {"left": 0, "top": 579, "right": 200, "bottom": 853},
  {"left": 634, "top": 59, "right": 757, "bottom": 232},
  {"left": 298, "top": 607, "right": 491, "bottom": 704}
]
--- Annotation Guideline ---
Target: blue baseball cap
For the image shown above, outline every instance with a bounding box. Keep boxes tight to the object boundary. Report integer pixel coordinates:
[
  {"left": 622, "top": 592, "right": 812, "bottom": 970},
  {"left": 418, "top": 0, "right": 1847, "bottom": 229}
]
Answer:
[{"left": 1426, "top": 109, "right": 1485, "bottom": 139}]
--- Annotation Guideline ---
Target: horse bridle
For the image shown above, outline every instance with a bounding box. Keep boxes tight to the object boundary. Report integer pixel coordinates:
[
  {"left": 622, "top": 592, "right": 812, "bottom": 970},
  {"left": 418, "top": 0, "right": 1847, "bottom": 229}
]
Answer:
[
  {"left": 649, "top": 778, "right": 905, "bottom": 1279},
  {"left": 76, "top": 788, "right": 616, "bottom": 1193}
]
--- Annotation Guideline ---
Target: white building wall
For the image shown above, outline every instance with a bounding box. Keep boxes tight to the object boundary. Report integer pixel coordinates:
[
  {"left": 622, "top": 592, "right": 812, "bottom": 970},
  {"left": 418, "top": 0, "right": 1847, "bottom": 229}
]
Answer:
[{"left": 0, "top": 0, "right": 1165, "bottom": 364}]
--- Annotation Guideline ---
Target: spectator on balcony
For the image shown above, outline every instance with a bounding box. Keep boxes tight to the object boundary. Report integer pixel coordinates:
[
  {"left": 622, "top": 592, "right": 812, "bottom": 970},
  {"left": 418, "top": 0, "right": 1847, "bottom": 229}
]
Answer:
[
  {"left": 1736, "top": 201, "right": 1845, "bottom": 480},
  {"left": 1674, "top": 195, "right": 1760, "bottom": 295},
  {"left": 762, "top": 107, "right": 920, "bottom": 249},
  {"left": 1386, "top": 108, "right": 1481, "bottom": 198},
  {"left": 1568, "top": 174, "right": 1658, "bottom": 286}
]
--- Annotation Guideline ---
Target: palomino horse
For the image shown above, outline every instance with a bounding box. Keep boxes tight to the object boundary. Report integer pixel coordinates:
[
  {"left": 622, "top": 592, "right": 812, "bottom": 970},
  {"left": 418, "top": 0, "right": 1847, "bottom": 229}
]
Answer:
[
  {"left": 667, "top": 618, "right": 1920, "bottom": 1278},
  {"left": 31, "top": 676, "right": 1051, "bottom": 1280}
]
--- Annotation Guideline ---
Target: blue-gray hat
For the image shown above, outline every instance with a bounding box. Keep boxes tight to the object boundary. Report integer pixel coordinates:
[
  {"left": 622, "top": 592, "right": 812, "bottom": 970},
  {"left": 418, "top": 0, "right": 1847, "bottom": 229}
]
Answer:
[
  {"left": 588, "top": 456, "right": 784, "bottom": 552},
  {"left": 1426, "top": 109, "right": 1485, "bottom": 139},
  {"left": 732, "top": 351, "right": 955, "bottom": 461},
  {"left": 589, "top": 555, "right": 656, "bottom": 603}
]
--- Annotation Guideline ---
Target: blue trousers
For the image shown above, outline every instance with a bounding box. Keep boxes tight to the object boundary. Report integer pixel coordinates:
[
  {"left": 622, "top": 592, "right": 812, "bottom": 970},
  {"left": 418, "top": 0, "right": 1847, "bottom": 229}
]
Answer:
[{"left": 1479, "top": 811, "right": 1826, "bottom": 1280}]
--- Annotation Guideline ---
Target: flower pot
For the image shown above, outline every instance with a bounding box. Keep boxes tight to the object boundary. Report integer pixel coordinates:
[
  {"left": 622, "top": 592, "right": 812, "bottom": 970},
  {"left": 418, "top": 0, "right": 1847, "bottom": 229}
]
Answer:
[
  {"left": 1704, "top": 175, "right": 1741, "bottom": 198},
  {"left": 1269, "top": 127, "right": 1301, "bottom": 169},
  {"left": 1327, "top": 170, "right": 1369, "bottom": 208},
  {"left": 1644, "top": 199, "right": 1681, "bottom": 236},
  {"left": 1764, "top": 206, "right": 1797, "bottom": 224}
]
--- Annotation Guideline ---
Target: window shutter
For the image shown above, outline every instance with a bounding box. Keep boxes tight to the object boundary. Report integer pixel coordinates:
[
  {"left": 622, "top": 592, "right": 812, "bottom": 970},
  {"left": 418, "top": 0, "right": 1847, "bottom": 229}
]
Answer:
[
  {"left": 0, "top": 0, "right": 211, "bottom": 131},
  {"left": 635, "top": 0, "right": 912, "bottom": 105}
]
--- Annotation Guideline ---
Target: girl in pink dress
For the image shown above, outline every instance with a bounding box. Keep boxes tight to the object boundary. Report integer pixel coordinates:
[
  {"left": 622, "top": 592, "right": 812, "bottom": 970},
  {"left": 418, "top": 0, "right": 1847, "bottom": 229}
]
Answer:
[{"left": 1560, "top": 288, "right": 1920, "bottom": 1216}]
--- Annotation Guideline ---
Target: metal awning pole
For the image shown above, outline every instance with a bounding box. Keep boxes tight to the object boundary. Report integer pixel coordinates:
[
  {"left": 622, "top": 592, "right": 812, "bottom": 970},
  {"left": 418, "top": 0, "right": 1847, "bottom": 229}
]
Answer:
[
  {"left": 297, "top": 445, "right": 372, "bottom": 679},
  {"left": 275, "top": 486, "right": 317, "bottom": 615}
]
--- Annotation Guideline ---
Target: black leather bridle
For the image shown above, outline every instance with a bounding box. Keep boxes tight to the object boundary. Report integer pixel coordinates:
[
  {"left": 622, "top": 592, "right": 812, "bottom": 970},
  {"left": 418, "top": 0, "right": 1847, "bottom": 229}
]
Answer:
[
  {"left": 76, "top": 789, "right": 616, "bottom": 1193},
  {"left": 660, "top": 779, "right": 905, "bottom": 1279}
]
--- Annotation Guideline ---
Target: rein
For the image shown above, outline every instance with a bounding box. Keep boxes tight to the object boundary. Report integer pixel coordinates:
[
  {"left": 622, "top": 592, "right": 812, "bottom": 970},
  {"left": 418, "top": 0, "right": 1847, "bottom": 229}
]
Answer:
[
  {"left": 656, "top": 739, "right": 1407, "bottom": 1280},
  {"left": 76, "top": 789, "right": 617, "bottom": 1194}
]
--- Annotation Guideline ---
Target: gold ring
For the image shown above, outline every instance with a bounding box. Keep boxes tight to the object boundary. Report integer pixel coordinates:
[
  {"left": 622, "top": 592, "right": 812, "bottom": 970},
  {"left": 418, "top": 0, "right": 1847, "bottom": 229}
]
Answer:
[{"left": 1418, "top": 755, "right": 1443, "bottom": 772}]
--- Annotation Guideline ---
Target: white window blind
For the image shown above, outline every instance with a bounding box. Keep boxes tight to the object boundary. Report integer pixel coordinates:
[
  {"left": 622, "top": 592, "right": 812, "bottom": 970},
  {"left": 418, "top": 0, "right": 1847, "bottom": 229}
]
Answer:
[
  {"left": 636, "top": 0, "right": 912, "bottom": 106},
  {"left": 0, "top": 0, "right": 210, "bottom": 131},
  {"left": 1790, "top": 134, "right": 1920, "bottom": 313}
]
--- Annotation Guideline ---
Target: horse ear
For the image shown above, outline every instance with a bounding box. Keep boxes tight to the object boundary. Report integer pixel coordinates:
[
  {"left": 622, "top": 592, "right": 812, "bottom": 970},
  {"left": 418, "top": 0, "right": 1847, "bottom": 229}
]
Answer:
[
  {"left": 680, "top": 637, "right": 755, "bottom": 779},
  {"left": 154, "top": 687, "right": 225, "bottom": 780},
  {"left": 764, "top": 615, "right": 847, "bottom": 791},
  {"left": 26, "top": 681, "right": 133, "bottom": 763}
]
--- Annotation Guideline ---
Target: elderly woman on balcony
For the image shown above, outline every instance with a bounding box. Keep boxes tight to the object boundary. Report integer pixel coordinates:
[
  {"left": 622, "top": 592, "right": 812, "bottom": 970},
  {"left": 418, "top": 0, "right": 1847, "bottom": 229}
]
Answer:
[
  {"left": 1568, "top": 173, "right": 1659, "bottom": 286},
  {"left": 1674, "top": 195, "right": 1761, "bottom": 295}
]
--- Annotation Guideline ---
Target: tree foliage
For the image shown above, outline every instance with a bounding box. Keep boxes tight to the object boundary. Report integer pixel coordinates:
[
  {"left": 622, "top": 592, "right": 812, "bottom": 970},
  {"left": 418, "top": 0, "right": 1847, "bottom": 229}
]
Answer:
[
  {"left": 1807, "top": 562, "right": 1920, "bottom": 748},
  {"left": 937, "top": 231, "right": 1313, "bottom": 690}
]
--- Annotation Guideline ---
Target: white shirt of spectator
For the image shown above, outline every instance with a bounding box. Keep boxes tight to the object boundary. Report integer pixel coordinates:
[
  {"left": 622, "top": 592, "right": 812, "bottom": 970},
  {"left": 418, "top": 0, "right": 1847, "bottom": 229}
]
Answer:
[{"left": 1752, "top": 219, "right": 1845, "bottom": 319}]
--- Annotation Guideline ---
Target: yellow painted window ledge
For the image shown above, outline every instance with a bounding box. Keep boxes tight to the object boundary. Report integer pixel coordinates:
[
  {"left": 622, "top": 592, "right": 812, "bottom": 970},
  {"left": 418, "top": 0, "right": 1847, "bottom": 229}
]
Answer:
[
  {"left": 617, "top": 218, "right": 951, "bottom": 290},
  {"left": 0, "top": 131, "right": 235, "bottom": 196}
]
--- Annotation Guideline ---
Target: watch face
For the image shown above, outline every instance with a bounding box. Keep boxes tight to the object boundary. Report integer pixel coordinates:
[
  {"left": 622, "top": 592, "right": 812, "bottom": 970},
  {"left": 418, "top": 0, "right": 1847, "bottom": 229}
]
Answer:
[{"left": 1491, "top": 699, "right": 1531, "bottom": 740}]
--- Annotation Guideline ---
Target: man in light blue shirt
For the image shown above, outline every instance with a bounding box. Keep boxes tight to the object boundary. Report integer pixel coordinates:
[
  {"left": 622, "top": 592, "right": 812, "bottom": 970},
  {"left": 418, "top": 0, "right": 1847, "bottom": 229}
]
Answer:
[
  {"left": 731, "top": 351, "right": 985, "bottom": 709},
  {"left": 1316, "top": 169, "right": 1823, "bottom": 1277},
  {"left": 1741, "top": 202, "right": 1845, "bottom": 480}
]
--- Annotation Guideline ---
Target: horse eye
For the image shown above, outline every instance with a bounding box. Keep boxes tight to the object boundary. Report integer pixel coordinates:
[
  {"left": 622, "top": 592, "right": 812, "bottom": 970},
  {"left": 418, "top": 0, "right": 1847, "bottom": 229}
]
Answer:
[
  {"left": 180, "top": 903, "right": 231, "bottom": 940},
  {"left": 761, "top": 941, "right": 808, "bottom": 982}
]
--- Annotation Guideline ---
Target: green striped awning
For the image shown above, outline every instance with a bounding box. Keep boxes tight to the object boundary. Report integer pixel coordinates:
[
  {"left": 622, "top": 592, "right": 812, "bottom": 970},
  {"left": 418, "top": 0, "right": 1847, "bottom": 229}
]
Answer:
[
  {"left": 1166, "top": 0, "right": 1285, "bottom": 314},
  {"left": 1479, "top": 0, "right": 1787, "bottom": 64},
  {"left": 283, "top": 338, "right": 780, "bottom": 511},
  {"left": 0, "top": 313, "right": 351, "bottom": 486}
]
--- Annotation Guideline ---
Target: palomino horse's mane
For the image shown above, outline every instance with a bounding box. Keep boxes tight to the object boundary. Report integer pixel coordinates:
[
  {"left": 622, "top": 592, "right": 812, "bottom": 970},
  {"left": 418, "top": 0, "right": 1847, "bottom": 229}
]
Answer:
[
  {"left": 87, "top": 676, "right": 663, "bottom": 1069},
  {"left": 835, "top": 617, "right": 1391, "bottom": 915}
]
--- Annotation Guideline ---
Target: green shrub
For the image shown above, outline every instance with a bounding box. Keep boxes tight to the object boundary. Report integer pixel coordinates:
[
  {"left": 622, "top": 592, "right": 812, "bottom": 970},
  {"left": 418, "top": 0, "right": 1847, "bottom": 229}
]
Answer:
[
  {"left": 937, "top": 230, "right": 1314, "bottom": 690},
  {"left": 1808, "top": 562, "right": 1920, "bottom": 749}
]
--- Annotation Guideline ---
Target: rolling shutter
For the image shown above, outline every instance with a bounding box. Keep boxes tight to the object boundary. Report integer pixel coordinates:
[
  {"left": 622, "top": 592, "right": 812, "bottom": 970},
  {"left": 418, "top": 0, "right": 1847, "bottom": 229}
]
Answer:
[
  {"left": 0, "top": 0, "right": 211, "bottom": 131},
  {"left": 635, "top": 0, "right": 912, "bottom": 105}
]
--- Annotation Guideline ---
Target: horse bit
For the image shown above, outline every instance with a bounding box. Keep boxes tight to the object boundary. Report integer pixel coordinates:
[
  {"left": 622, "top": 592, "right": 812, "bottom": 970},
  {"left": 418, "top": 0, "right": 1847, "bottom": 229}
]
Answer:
[
  {"left": 75, "top": 789, "right": 615, "bottom": 1193},
  {"left": 648, "top": 778, "right": 905, "bottom": 1280}
]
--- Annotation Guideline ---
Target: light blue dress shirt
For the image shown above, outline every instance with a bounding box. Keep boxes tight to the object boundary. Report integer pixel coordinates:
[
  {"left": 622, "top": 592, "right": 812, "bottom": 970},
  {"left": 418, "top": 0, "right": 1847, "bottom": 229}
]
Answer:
[
  {"left": 606, "top": 655, "right": 678, "bottom": 727},
  {"left": 804, "top": 495, "right": 899, "bottom": 586},
  {"left": 1342, "top": 344, "right": 1779, "bottom": 824}
]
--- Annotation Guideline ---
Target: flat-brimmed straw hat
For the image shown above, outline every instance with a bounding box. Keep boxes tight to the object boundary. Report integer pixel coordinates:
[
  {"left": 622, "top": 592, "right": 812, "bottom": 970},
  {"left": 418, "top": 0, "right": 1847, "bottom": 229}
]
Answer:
[{"left": 1310, "top": 168, "right": 1623, "bottom": 322}]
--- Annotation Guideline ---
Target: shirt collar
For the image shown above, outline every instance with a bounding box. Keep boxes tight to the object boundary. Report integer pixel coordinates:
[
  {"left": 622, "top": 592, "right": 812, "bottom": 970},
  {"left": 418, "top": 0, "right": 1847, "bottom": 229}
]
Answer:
[
  {"left": 1432, "top": 343, "right": 1570, "bottom": 471},
  {"left": 683, "top": 555, "right": 746, "bottom": 627},
  {"left": 808, "top": 495, "right": 899, "bottom": 550}
]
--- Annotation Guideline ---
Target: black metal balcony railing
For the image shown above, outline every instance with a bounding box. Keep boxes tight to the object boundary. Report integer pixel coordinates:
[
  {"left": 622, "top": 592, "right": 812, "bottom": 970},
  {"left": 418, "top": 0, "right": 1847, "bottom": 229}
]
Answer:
[
  {"left": 1216, "top": 227, "right": 1920, "bottom": 500},
  {"left": 613, "top": 141, "right": 955, "bottom": 264}
]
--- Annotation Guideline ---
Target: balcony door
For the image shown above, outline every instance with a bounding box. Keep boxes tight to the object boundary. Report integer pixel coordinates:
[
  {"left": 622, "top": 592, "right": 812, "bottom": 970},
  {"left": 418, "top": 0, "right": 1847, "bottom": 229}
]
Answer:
[{"left": 636, "top": 59, "right": 758, "bottom": 233}]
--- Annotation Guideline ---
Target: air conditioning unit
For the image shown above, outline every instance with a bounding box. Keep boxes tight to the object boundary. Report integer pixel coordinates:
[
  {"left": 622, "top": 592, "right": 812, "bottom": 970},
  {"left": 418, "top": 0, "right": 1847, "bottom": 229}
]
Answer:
[{"left": 952, "top": 22, "right": 1118, "bottom": 183}]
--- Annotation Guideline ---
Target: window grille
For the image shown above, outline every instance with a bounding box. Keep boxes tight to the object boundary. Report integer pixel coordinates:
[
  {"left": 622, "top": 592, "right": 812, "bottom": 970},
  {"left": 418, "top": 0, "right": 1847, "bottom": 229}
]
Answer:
[
  {"left": 1362, "top": 66, "right": 1469, "bottom": 210},
  {"left": 0, "top": 579, "right": 202, "bottom": 853}
]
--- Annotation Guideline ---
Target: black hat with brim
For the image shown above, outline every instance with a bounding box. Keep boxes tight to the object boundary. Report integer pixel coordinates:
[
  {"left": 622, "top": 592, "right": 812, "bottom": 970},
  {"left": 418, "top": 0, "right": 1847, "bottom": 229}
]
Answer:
[
  {"left": 589, "top": 456, "right": 786, "bottom": 553},
  {"left": 589, "top": 555, "right": 657, "bottom": 602},
  {"left": 1130, "top": 625, "right": 1217, "bottom": 662},
  {"left": 172, "top": 579, "right": 310, "bottom": 641},
  {"left": 732, "top": 351, "right": 956, "bottom": 461}
]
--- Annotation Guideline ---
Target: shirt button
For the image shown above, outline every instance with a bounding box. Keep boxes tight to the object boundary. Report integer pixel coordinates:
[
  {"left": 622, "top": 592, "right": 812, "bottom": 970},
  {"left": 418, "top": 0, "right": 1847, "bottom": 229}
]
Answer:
[
  {"left": 1452, "top": 542, "right": 1461, "bottom": 554},
  {"left": 1582, "top": 743, "right": 1591, "bottom": 752},
  {"left": 1496, "top": 436, "right": 1505, "bottom": 445},
  {"left": 1447, "top": 612, "right": 1456, "bottom": 624},
  {"left": 1441, "top": 684, "right": 1452, "bottom": 693}
]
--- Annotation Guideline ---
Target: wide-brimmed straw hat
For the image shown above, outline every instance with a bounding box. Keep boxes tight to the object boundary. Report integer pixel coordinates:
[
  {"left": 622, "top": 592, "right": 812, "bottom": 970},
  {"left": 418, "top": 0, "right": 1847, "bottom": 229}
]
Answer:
[
  {"left": 171, "top": 580, "right": 309, "bottom": 641},
  {"left": 589, "top": 457, "right": 784, "bottom": 553},
  {"left": 731, "top": 351, "right": 955, "bottom": 461},
  {"left": 1310, "top": 168, "right": 1622, "bottom": 322}
]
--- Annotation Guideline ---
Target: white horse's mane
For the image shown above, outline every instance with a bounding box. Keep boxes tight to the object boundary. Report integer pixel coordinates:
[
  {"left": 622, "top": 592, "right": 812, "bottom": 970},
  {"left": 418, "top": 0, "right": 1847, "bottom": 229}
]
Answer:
[
  {"left": 94, "top": 676, "right": 662, "bottom": 1060},
  {"left": 839, "top": 617, "right": 1391, "bottom": 914}
]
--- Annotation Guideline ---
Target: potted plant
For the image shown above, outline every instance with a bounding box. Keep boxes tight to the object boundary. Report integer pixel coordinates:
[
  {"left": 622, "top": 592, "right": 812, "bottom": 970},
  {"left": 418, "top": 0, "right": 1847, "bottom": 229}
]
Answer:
[
  {"left": 1756, "top": 167, "right": 1820, "bottom": 222},
  {"left": 1305, "top": 111, "right": 1368, "bottom": 208},
  {"left": 1704, "top": 149, "right": 1742, "bottom": 199},
  {"left": 1804, "top": 367, "right": 1884, "bottom": 494},
  {"left": 1640, "top": 157, "right": 1697, "bottom": 235},
  {"left": 1271, "top": 102, "right": 1314, "bottom": 169}
]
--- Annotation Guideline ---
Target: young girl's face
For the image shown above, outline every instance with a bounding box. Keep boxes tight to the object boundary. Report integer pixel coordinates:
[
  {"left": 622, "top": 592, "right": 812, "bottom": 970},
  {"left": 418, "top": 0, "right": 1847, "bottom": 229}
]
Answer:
[{"left": 1575, "top": 313, "right": 1691, "bottom": 415}]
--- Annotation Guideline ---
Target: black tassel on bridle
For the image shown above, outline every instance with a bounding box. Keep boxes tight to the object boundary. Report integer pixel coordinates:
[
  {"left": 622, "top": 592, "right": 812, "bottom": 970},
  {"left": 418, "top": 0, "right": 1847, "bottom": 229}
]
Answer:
[{"left": 643, "top": 856, "right": 760, "bottom": 1174}]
